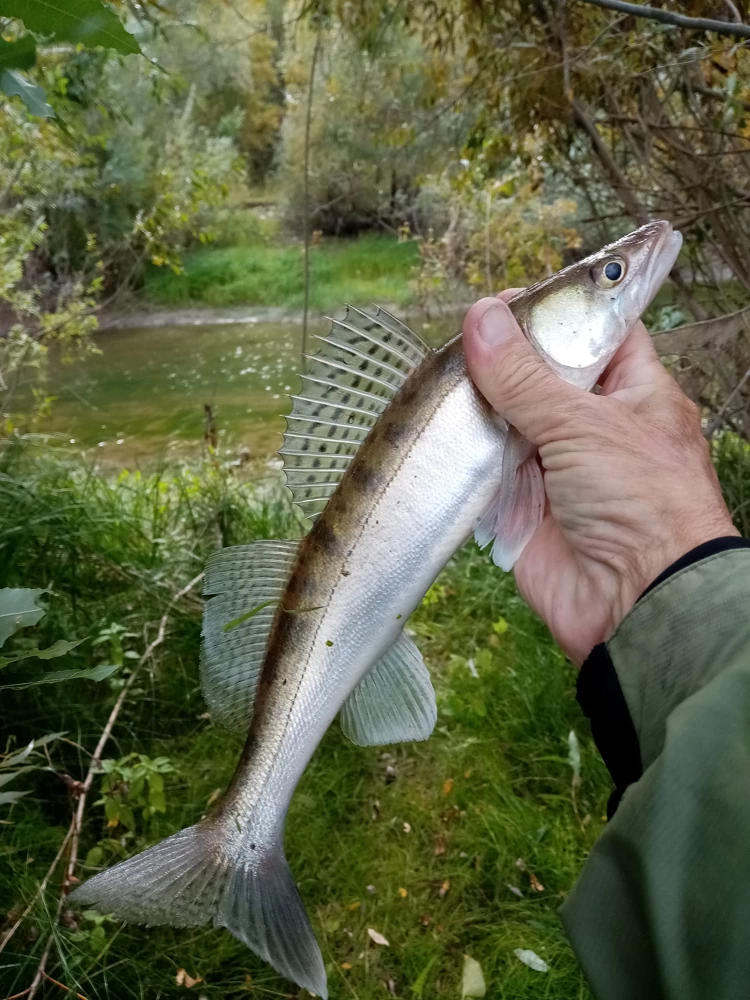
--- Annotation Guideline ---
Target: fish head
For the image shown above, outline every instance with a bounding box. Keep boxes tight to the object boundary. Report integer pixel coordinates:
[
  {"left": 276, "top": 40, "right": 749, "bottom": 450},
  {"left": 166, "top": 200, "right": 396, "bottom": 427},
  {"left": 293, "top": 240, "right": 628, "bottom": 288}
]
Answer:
[{"left": 512, "top": 220, "right": 683, "bottom": 389}]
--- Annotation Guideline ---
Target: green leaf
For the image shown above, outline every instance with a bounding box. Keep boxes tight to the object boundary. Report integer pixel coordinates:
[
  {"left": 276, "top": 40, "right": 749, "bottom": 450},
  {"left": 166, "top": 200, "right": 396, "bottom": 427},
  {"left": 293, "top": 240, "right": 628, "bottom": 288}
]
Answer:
[
  {"left": 0, "top": 662, "right": 119, "bottom": 690},
  {"left": 410, "top": 956, "right": 437, "bottom": 996},
  {"left": 0, "top": 637, "right": 86, "bottom": 669},
  {"left": 0, "top": 0, "right": 140, "bottom": 55},
  {"left": 0, "top": 68, "right": 53, "bottom": 116},
  {"left": 0, "top": 789, "right": 30, "bottom": 806},
  {"left": 0, "top": 35, "right": 36, "bottom": 72},
  {"left": 35, "top": 637, "right": 86, "bottom": 660},
  {"left": 0, "top": 768, "right": 34, "bottom": 788},
  {"left": 1, "top": 741, "right": 34, "bottom": 769},
  {"left": 0, "top": 588, "right": 47, "bottom": 647},
  {"left": 223, "top": 599, "right": 278, "bottom": 632}
]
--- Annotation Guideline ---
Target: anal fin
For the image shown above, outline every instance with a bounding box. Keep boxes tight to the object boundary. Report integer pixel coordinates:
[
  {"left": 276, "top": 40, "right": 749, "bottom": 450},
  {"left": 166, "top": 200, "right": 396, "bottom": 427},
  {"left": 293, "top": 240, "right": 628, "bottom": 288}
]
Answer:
[
  {"left": 475, "top": 427, "right": 545, "bottom": 571},
  {"left": 340, "top": 631, "right": 436, "bottom": 746}
]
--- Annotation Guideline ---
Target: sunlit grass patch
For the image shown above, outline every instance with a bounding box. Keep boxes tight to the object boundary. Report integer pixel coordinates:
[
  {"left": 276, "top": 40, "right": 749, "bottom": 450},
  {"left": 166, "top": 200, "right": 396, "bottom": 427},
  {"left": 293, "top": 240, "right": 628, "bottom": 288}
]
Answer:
[{"left": 142, "top": 233, "right": 420, "bottom": 311}]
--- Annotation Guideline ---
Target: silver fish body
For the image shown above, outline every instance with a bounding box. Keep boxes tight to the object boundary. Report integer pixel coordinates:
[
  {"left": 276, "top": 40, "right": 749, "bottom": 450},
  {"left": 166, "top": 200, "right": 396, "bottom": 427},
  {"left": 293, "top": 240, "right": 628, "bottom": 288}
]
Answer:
[
  {"left": 72, "top": 220, "right": 682, "bottom": 997},
  {"left": 223, "top": 343, "right": 505, "bottom": 833}
]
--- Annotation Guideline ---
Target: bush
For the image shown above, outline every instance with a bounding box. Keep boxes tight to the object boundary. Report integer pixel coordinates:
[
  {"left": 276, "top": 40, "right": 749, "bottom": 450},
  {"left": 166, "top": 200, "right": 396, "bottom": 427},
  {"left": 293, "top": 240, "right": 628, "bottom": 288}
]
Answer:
[{"left": 714, "top": 431, "right": 750, "bottom": 538}]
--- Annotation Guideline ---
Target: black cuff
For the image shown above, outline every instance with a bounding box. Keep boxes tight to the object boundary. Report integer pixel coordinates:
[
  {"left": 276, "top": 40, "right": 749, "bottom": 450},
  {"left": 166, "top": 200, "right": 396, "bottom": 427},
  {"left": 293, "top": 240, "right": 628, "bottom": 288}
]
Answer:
[
  {"left": 638, "top": 535, "right": 750, "bottom": 600},
  {"left": 577, "top": 645, "right": 642, "bottom": 819},
  {"left": 578, "top": 535, "right": 750, "bottom": 817}
]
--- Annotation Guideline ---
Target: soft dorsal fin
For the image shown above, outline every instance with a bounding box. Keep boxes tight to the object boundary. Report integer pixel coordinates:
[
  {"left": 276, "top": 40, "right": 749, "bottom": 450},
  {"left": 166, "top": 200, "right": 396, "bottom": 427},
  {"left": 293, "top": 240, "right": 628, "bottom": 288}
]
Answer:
[
  {"left": 201, "top": 539, "right": 298, "bottom": 730},
  {"left": 281, "top": 305, "right": 430, "bottom": 520},
  {"left": 340, "top": 630, "right": 437, "bottom": 746}
]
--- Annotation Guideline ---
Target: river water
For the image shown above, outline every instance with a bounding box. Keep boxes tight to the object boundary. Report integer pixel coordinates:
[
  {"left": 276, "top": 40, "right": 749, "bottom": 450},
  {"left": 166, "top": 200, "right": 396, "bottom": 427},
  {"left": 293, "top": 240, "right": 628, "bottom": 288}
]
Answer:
[{"left": 37, "top": 311, "right": 460, "bottom": 468}]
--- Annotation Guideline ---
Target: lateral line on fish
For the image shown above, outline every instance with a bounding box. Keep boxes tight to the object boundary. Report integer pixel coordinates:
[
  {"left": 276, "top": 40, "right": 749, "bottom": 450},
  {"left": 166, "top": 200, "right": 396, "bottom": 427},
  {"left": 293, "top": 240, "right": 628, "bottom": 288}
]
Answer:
[
  {"left": 300, "top": 374, "right": 388, "bottom": 407},
  {"left": 326, "top": 314, "right": 419, "bottom": 367},
  {"left": 313, "top": 335, "right": 406, "bottom": 381}
]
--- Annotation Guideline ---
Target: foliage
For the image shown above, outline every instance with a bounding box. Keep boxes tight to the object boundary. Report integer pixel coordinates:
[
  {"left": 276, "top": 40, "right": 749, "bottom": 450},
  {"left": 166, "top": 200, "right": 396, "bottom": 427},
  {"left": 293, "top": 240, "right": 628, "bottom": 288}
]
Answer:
[
  {"left": 714, "top": 430, "right": 750, "bottom": 538},
  {"left": 142, "top": 232, "right": 419, "bottom": 309},
  {"left": 0, "top": 0, "right": 140, "bottom": 117},
  {"left": 415, "top": 146, "right": 581, "bottom": 308},
  {"left": 96, "top": 753, "right": 175, "bottom": 833},
  {"left": 0, "top": 587, "right": 101, "bottom": 687},
  {"left": 0, "top": 731, "right": 64, "bottom": 806},
  {"left": 310, "top": 0, "right": 750, "bottom": 433},
  {"left": 0, "top": 16, "right": 245, "bottom": 434},
  {"left": 280, "top": 20, "right": 472, "bottom": 236}
]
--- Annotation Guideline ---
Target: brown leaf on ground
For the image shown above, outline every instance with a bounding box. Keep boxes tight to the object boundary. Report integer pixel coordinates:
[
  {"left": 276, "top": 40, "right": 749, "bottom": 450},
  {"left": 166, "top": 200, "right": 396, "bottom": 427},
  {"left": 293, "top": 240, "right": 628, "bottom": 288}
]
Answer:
[
  {"left": 175, "top": 969, "right": 203, "bottom": 988},
  {"left": 442, "top": 778, "right": 454, "bottom": 796},
  {"left": 528, "top": 871, "right": 544, "bottom": 892},
  {"left": 434, "top": 837, "right": 446, "bottom": 856},
  {"left": 438, "top": 879, "right": 450, "bottom": 898}
]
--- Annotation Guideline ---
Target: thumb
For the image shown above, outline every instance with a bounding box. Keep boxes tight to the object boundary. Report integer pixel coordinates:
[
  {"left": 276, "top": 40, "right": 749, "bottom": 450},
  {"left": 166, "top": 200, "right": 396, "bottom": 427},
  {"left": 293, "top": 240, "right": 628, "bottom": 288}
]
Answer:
[{"left": 462, "top": 297, "right": 587, "bottom": 445}]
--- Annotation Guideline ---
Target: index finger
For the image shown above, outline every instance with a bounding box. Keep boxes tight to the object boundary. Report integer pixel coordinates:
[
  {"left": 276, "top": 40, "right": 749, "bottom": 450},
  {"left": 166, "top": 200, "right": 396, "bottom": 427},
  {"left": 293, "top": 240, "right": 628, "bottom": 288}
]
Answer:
[{"left": 599, "top": 320, "right": 669, "bottom": 397}]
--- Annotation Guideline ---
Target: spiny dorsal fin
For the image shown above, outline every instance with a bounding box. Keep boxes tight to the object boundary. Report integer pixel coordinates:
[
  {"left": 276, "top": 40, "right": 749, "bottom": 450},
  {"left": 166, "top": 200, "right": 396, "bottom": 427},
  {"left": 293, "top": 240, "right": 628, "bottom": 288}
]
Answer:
[
  {"left": 201, "top": 539, "right": 298, "bottom": 730},
  {"left": 340, "top": 630, "right": 437, "bottom": 746},
  {"left": 280, "top": 305, "right": 430, "bottom": 521}
]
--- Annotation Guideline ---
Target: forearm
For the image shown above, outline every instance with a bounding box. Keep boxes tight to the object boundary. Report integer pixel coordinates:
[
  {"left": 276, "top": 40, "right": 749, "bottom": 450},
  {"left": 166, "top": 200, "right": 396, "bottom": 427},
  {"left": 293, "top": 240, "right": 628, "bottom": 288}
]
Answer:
[{"left": 562, "top": 543, "right": 750, "bottom": 1000}]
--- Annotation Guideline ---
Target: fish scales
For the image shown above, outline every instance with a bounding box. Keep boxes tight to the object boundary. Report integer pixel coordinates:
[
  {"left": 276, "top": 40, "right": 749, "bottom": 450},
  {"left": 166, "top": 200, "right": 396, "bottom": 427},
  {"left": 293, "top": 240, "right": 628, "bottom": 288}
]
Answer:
[{"left": 71, "top": 221, "right": 683, "bottom": 999}]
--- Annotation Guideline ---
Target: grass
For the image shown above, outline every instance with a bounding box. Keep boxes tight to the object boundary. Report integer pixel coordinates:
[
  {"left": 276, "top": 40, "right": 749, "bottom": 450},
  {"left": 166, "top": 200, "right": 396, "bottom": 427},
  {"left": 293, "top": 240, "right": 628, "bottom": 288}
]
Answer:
[
  {"left": 142, "top": 233, "right": 420, "bottom": 311},
  {"left": 2, "top": 438, "right": 747, "bottom": 1000},
  {"left": 0, "top": 445, "right": 608, "bottom": 1000}
]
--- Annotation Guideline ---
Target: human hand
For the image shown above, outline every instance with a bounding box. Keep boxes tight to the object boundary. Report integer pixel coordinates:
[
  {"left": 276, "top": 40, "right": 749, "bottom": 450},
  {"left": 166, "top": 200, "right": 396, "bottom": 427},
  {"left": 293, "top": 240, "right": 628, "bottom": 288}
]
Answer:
[{"left": 462, "top": 293, "right": 738, "bottom": 665}]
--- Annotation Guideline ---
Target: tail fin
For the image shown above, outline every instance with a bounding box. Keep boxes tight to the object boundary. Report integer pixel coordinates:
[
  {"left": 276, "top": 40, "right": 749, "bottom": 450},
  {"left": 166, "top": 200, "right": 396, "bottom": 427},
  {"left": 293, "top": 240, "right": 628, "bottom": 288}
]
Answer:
[{"left": 70, "top": 820, "right": 327, "bottom": 998}]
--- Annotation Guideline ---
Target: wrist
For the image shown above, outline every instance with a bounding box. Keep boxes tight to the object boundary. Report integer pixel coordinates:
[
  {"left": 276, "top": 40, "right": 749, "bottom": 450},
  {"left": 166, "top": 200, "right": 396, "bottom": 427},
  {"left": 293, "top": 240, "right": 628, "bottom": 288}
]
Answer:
[{"left": 612, "top": 520, "right": 740, "bottom": 637}]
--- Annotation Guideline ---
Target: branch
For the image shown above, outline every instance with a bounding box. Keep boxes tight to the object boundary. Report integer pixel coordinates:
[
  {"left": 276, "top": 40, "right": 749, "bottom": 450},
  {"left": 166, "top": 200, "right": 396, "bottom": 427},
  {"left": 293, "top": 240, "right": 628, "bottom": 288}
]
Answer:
[
  {"left": 652, "top": 304, "right": 750, "bottom": 354},
  {"left": 704, "top": 367, "right": 750, "bottom": 438},
  {"left": 25, "top": 571, "right": 204, "bottom": 999},
  {"left": 570, "top": 98, "right": 648, "bottom": 224},
  {"left": 301, "top": 26, "right": 323, "bottom": 368},
  {"left": 575, "top": 0, "right": 750, "bottom": 38}
]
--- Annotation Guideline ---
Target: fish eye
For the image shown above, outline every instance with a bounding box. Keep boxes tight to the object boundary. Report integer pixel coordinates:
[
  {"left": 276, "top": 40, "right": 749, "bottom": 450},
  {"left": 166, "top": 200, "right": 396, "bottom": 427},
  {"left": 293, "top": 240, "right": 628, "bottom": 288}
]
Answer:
[
  {"left": 592, "top": 256, "right": 627, "bottom": 289},
  {"left": 605, "top": 261, "right": 622, "bottom": 281}
]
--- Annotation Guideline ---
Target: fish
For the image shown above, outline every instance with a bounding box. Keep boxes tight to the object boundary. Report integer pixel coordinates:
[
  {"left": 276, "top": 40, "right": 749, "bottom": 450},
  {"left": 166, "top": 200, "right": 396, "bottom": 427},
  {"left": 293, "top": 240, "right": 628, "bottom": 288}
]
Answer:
[{"left": 71, "top": 220, "right": 682, "bottom": 997}]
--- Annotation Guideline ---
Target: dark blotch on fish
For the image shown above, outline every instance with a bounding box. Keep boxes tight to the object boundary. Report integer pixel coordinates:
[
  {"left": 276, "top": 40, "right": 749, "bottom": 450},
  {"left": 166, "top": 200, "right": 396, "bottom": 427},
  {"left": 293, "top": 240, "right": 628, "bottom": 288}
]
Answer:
[
  {"left": 350, "top": 463, "right": 378, "bottom": 491},
  {"left": 313, "top": 521, "right": 339, "bottom": 553},
  {"left": 383, "top": 422, "right": 406, "bottom": 445}
]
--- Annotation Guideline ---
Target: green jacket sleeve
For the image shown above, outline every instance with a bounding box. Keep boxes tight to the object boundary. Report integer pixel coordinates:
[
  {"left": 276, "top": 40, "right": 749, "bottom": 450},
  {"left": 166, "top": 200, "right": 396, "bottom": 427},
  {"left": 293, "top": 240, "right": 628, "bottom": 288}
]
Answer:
[{"left": 561, "top": 548, "right": 750, "bottom": 1000}]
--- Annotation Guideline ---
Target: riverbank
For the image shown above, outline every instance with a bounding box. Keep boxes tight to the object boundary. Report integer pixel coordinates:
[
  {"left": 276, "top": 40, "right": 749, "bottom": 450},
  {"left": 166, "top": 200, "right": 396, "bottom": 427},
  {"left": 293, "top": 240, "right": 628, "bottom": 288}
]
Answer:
[{"left": 98, "top": 299, "right": 469, "bottom": 331}]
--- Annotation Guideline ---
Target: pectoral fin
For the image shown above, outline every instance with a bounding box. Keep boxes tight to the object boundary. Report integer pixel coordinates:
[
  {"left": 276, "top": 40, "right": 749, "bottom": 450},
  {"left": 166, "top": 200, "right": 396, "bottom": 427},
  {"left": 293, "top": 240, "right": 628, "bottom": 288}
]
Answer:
[
  {"left": 201, "top": 540, "right": 298, "bottom": 731},
  {"left": 475, "top": 427, "right": 544, "bottom": 571},
  {"left": 340, "top": 631, "right": 436, "bottom": 746}
]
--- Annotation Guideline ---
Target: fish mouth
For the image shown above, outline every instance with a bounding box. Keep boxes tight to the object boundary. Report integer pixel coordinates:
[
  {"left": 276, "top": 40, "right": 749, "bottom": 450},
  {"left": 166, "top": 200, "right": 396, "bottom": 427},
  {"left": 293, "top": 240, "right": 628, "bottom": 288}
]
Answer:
[{"left": 640, "top": 220, "right": 683, "bottom": 309}]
